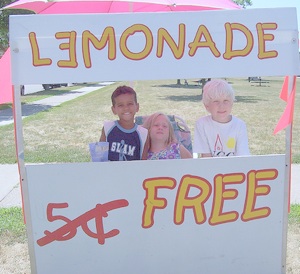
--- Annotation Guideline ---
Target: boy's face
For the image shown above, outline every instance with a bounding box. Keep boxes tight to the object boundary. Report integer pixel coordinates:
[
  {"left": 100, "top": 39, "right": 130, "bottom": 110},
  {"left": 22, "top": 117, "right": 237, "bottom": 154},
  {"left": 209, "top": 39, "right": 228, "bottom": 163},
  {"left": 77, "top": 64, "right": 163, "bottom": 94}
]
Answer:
[
  {"left": 205, "top": 95, "right": 233, "bottom": 123},
  {"left": 112, "top": 93, "right": 139, "bottom": 123}
]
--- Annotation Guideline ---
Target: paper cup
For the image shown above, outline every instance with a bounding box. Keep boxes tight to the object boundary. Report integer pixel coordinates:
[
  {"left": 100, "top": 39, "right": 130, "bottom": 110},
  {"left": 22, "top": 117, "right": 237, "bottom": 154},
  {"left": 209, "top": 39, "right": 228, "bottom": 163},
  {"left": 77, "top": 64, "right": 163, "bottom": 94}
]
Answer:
[{"left": 89, "top": 142, "right": 109, "bottom": 162}]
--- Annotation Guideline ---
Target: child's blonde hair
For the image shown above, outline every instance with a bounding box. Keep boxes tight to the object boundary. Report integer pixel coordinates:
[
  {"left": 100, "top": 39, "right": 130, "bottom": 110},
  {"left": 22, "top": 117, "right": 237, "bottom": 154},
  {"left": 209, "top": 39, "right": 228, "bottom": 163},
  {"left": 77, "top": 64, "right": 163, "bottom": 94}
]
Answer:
[
  {"left": 202, "top": 79, "right": 235, "bottom": 105},
  {"left": 143, "top": 112, "right": 177, "bottom": 146}
]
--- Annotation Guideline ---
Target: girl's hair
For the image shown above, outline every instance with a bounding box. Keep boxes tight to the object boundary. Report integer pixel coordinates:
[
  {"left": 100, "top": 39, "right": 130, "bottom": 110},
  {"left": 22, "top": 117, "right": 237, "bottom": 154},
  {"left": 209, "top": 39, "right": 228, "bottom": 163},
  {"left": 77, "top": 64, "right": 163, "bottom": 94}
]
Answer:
[
  {"left": 202, "top": 79, "right": 235, "bottom": 105},
  {"left": 143, "top": 112, "right": 178, "bottom": 146}
]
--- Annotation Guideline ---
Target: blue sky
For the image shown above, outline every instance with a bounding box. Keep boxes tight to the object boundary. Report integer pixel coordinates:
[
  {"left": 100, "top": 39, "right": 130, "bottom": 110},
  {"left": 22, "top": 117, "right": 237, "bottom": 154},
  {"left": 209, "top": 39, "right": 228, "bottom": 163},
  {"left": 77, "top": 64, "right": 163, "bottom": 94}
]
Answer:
[{"left": 248, "top": 0, "right": 300, "bottom": 31}]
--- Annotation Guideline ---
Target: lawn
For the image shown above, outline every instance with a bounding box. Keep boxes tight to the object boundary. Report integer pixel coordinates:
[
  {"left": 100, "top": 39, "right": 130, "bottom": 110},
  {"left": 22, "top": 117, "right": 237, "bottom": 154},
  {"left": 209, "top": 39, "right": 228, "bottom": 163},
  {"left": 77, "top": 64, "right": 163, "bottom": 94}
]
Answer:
[{"left": 0, "top": 77, "right": 299, "bottom": 163}]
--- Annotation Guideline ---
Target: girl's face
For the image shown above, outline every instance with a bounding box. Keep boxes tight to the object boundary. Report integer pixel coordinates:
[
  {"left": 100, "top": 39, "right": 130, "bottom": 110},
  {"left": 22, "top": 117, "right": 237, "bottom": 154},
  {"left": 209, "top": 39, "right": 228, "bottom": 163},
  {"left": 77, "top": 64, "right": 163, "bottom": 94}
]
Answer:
[
  {"left": 150, "top": 115, "right": 170, "bottom": 143},
  {"left": 205, "top": 95, "right": 233, "bottom": 123}
]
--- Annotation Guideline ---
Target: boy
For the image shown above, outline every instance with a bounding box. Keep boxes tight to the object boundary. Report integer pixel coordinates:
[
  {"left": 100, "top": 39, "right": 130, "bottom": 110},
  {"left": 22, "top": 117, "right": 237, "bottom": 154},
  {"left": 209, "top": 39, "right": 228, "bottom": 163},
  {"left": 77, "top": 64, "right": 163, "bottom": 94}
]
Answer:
[
  {"left": 100, "top": 85, "right": 149, "bottom": 161},
  {"left": 193, "top": 79, "right": 250, "bottom": 157}
]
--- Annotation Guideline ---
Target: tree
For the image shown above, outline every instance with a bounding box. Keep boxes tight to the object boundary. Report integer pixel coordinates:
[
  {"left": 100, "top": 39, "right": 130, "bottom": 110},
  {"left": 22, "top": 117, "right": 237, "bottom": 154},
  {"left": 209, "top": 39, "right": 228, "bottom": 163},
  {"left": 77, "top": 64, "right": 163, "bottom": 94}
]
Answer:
[
  {"left": 0, "top": 0, "right": 34, "bottom": 55},
  {"left": 233, "top": 0, "right": 252, "bottom": 9}
]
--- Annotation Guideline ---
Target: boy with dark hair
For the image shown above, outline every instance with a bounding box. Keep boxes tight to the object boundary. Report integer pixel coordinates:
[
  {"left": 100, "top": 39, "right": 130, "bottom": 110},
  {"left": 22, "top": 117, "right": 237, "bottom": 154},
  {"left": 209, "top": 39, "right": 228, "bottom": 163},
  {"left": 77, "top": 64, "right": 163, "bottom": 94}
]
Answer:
[{"left": 100, "top": 85, "right": 149, "bottom": 161}]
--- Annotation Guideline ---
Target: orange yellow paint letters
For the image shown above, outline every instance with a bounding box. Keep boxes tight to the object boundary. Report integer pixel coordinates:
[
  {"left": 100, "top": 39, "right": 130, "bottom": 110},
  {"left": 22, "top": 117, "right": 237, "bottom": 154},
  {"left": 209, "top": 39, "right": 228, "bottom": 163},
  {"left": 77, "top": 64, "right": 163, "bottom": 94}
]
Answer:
[
  {"left": 142, "top": 169, "right": 278, "bottom": 228},
  {"left": 29, "top": 22, "right": 278, "bottom": 67}
]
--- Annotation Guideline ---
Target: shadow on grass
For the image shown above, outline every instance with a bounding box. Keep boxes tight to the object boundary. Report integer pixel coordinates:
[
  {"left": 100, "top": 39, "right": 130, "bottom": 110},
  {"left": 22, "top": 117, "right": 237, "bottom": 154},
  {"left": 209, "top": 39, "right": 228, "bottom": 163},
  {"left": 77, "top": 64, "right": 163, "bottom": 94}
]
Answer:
[
  {"left": 235, "top": 95, "right": 264, "bottom": 103},
  {"left": 153, "top": 79, "right": 236, "bottom": 90},
  {"left": 153, "top": 83, "right": 203, "bottom": 102},
  {"left": 0, "top": 104, "right": 53, "bottom": 123},
  {"left": 0, "top": 103, "right": 12, "bottom": 111},
  {"left": 23, "top": 89, "right": 76, "bottom": 97},
  {"left": 161, "top": 94, "right": 202, "bottom": 102},
  {"left": 153, "top": 83, "right": 204, "bottom": 90},
  {"left": 159, "top": 94, "right": 262, "bottom": 104}
]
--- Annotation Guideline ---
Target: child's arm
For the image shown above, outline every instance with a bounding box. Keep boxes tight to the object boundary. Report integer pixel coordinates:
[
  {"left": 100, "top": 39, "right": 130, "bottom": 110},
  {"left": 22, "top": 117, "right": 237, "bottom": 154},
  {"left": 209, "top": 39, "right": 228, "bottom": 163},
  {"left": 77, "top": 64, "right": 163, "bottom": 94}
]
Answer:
[
  {"left": 236, "top": 121, "right": 250, "bottom": 156},
  {"left": 99, "top": 127, "right": 106, "bottom": 142},
  {"left": 179, "top": 145, "right": 193, "bottom": 159},
  {"left": 200, "top": 153, "right": 212, "bottom": 157},
  {"left": 141, "top": 135, "right": 150, "bottom": 160},
  {"left": 193, "top": 118, "right": 212, "bottom": 157}
]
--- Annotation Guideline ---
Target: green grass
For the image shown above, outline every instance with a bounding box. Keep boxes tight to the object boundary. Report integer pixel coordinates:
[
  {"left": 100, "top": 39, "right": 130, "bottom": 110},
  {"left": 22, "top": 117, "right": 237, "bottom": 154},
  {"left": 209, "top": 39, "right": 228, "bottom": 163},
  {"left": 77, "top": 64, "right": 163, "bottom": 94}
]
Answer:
[
  {"left": 289, "top": 204, "right": 300, "bottom": 224},
  {"left": 0, "top": 207, "right": 27, "bottom": 244},
  {"left": 0, "top": 103, "right": 12, "bottom": 111}
]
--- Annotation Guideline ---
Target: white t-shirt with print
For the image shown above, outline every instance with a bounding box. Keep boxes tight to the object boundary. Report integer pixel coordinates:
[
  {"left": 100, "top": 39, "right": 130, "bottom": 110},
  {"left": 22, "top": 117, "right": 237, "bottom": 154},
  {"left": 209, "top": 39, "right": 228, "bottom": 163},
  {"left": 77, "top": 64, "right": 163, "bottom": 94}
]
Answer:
[{"left": 193, "top": 115, "right": 250, "bottom": 157}]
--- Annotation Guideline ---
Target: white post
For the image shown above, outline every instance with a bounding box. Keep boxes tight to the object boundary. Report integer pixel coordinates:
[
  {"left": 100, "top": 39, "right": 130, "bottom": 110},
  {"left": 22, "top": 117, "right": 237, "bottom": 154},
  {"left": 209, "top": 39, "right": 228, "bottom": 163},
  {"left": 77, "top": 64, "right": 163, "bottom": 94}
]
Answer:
[{"left": 281, "top": 75, "right": 295, "bottom": 273}]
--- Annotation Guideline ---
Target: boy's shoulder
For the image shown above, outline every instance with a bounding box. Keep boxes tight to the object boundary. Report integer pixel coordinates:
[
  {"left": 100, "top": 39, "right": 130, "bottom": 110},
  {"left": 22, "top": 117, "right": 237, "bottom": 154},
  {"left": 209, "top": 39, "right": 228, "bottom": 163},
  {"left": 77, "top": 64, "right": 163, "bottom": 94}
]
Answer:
[
  {"left": 231, "top": 115, "right": 246, "bottom": 124},
  {"left": 196, "top": 115, "right": 212, "bottom": 123},
  {"left": 103, "top": 120, "right": 116, "bottom": 129},
  {"left": 196, "top": 115, "right": 246, "bottom": 125},
  {"left": 136, "top": 124, "right": 148, "bottom": 144},
  {"left": 104, "top": 120, "right": 116, "bottom": 125},
  {"left": 136, "top": 124, "right": 148, "bottom": 133}
]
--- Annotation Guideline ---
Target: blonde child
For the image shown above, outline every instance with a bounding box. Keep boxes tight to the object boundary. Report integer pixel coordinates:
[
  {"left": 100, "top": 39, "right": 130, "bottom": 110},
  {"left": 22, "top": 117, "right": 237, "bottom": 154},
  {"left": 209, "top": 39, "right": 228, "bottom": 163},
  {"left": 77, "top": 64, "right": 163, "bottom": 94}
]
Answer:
[
  {"left": 194, "top": 79, "right": 250, "bottom": 157},
  {"left": 143, "top": 112, "right": 192, "bottom": 160}
]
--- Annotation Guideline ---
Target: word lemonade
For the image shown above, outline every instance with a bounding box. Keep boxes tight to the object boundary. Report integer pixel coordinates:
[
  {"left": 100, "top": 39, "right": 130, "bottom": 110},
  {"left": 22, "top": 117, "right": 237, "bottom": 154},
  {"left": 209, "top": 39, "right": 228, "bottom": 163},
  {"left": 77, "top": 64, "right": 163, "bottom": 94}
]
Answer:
[
  {"left": 29, "top": 22, "right": 277, "bottom": 68},
  {"left": 36, "top": 168, "right": 278, "bottom": 246}
]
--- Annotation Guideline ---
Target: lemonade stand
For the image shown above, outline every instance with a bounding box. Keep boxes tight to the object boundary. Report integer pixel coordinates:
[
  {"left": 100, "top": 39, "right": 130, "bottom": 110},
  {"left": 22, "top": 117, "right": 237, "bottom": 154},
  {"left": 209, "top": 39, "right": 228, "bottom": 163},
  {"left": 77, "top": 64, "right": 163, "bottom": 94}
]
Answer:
[{"left": 10, "top": 8, "right": 299, "bottom": 273}]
